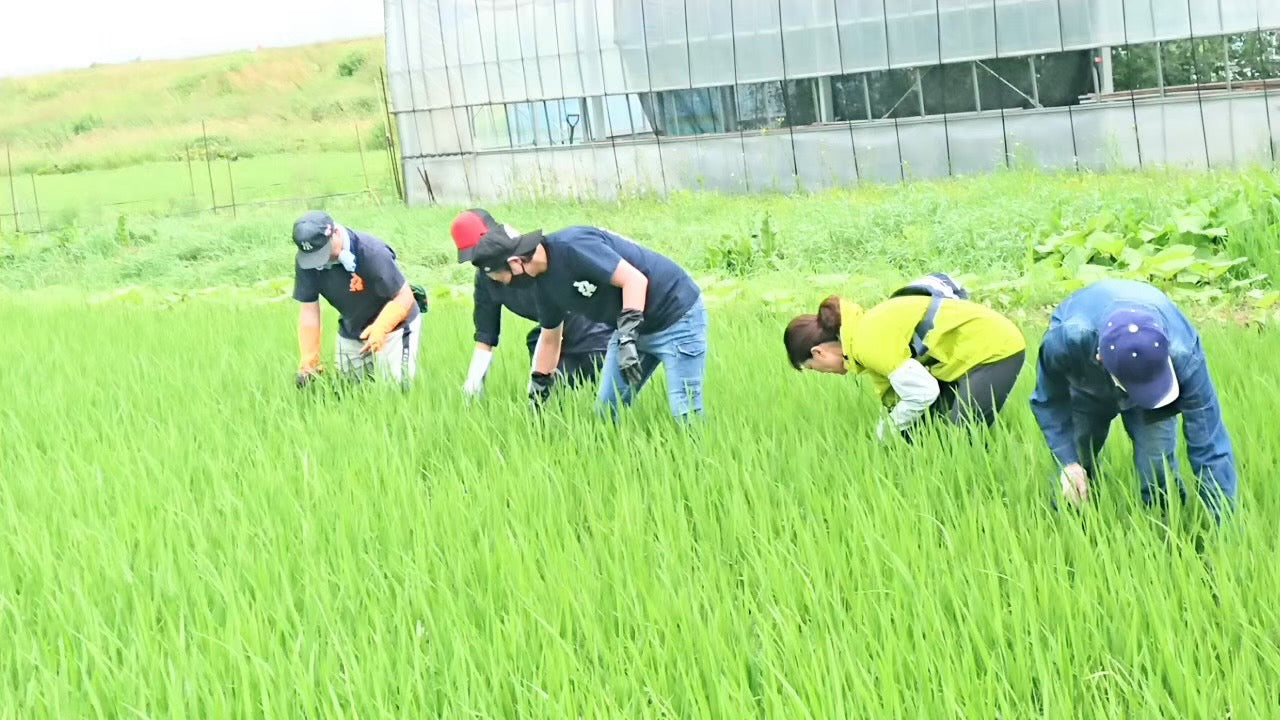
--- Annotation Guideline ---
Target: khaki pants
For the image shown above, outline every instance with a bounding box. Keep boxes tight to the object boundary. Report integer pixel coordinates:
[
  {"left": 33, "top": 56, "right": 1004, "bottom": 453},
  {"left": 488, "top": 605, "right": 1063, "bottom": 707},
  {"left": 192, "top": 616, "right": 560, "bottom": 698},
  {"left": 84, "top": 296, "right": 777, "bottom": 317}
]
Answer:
[{"left": 335, "top": 316, "right": 422, "bottom": 385}]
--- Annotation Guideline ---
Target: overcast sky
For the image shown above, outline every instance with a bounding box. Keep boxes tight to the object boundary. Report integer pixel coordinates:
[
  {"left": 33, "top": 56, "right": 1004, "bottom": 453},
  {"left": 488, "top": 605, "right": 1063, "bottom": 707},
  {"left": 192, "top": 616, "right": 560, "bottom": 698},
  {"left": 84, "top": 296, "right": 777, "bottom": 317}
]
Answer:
[{"left": 0, "top": 0, "right": 385, "bottom": 78}]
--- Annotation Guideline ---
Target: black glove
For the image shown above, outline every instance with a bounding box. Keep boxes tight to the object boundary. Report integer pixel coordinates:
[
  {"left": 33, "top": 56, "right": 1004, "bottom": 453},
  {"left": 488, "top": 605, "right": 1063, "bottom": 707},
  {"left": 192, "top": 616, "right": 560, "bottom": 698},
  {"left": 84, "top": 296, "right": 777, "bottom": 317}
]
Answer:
[
  {"left": 616, "top": 308, "right": 645, "bottom": 387},
  {"left": 529, "top": 371, "right": 555, "bottom": 409},
  {"left": 296, "top": 369, "right": 321, "bottom": 389}
]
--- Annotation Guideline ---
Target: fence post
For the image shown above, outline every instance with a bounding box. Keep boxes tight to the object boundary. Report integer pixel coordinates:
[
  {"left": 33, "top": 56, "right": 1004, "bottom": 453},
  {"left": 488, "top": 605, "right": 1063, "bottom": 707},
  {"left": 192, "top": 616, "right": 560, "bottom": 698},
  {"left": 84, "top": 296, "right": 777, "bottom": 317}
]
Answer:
[
  {"left": 186, "top": 145, "right": 196, "bottom": 200},
  {"left": 202, "top": 121, "right": 217, "bottom": 214},
  {"left": 225, "top": 157, "right": 237, "bottom": 219},
  {"left": 378, "top": 68, "right": 405, "bottom": 203},
  {"left": 29, "top": 175, "right": 42, "bottom": 234},
  {"left": 5, "top": 145, "right": 18, "bottom": 234},
  {"left": 355, "top": 122, "right": 372, "bottom": 196}
]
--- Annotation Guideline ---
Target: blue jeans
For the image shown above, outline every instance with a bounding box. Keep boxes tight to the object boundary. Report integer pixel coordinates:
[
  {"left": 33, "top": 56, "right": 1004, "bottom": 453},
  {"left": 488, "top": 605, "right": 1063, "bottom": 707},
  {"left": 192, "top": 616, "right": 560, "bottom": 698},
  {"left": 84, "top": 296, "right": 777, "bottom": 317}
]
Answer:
[
  {"left": 596, "top": 298, "right": 707, "bottom": 422},
  {"left": 1070, "top": 394, "right": 1185, "bottom": 508}
]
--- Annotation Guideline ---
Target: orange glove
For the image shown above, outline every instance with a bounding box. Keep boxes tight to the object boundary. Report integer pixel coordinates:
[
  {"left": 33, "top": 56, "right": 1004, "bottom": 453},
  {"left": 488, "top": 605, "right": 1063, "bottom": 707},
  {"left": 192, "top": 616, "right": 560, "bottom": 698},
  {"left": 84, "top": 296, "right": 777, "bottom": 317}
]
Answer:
[
  {"left": 298, "top": 322, "right": 323, "bottom": 373},
  {"left": 359, "top": 299, "right": 410, "bottom": 354}
]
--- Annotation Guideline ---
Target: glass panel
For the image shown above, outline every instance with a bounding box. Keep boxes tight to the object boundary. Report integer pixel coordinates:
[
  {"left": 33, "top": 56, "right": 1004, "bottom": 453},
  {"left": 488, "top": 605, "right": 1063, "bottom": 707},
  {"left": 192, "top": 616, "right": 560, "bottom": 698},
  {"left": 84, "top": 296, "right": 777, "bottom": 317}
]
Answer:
[
  {"left": 939, "top": 0, "right": 995, "bottom": 62},
  {"left": 886, "top": 0, "right": 939, "bottom": 68},
  {"left": 736, "top": 82, "right": 788, "bottom": 131},
  {"left": 849, "top": 122, "right": 904, "bottom": 182},
  {"left": 1035, "top": 51, "right": 1094, "bottom": 106},
  {"left": 945, "top": 115, "right": 1006, "bottom": 174},
  {"left": 865, "top": 69, "right": 925, "bottom": 119},
  {"left": 923, "top": 62, "right": 977, "bottom": 114},
  {"left": 832, "top": 74, "right": 872, "bottom": 121},
  {"left": 687, "top": 0, "right": 737, "bottom": 88},
  {"left": 1004, "top": 108, "right": 1080, "bottom": 170},
  {"left": 834, "top": 0, "right": 890, "bottom": 72},
  {"left": 793, "top": 129, "right": 860, "bottom": 189}
]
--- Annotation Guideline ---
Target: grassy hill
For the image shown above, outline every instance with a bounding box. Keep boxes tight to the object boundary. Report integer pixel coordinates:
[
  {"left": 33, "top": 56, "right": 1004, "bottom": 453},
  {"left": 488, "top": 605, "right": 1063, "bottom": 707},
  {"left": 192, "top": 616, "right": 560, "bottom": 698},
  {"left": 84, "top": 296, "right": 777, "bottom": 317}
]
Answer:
[{"left": 0, "top": 37, "right": 389, "bottom": 176}]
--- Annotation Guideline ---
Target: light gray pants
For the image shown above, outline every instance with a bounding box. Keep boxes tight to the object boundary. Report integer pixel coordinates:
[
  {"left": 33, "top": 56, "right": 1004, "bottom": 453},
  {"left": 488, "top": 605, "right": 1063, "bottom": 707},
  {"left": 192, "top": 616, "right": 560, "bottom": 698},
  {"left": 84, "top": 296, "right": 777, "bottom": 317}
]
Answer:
[{"left": 335, "top": 316, "right": 422, "bottom": 385}]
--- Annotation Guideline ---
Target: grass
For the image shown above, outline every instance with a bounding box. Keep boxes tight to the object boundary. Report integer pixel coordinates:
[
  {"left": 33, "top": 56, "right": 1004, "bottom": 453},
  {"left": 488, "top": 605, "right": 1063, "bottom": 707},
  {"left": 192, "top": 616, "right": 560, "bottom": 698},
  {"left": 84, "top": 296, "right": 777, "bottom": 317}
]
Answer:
[
  {"left": 1, "top": 165, "right": 1278, "bottom": 716},
  {"left": 1, "top": 168, "right": 1277, "bottom": 311},
  {"left": 0, "top": 150, "right": 395, "bottom": 231},
  {"left": 0, "top": 37, "right": 388, "bottom": 175},
  {"left": 0, "top": 289, "right": 1276, "bottom": 718}
]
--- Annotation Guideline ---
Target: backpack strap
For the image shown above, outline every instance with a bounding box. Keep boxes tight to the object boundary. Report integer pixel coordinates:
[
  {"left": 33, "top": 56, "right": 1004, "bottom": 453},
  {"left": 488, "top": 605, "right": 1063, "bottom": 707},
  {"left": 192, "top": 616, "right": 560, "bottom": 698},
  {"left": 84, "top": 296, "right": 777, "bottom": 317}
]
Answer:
[{"left": 909, "top": 294, "right": 945, "bottom": 361}]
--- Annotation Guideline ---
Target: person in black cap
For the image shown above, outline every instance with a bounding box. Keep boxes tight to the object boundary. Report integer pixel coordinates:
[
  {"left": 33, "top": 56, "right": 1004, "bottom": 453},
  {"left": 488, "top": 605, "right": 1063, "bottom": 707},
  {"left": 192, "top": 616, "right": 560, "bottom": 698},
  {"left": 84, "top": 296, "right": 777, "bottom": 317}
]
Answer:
[
  {"left": 1030, "top": 279, "right": 1237, "bottom": 520},
  {"left": 291, "top": 210, "right": 423, "bottom": 386},
  {"left": 449, "top": 209, "right": 612, "bottom": 399},
  {"left": 455, "top": 210, "right": 708, "bottom": 423}
]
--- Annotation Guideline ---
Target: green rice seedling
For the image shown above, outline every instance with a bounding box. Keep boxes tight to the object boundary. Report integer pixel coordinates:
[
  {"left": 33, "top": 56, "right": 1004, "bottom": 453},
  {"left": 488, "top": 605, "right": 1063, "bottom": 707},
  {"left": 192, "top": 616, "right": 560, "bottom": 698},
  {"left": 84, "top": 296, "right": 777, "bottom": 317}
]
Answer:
[{"left": 0, "top": 295, "right": 1276, "bottom": 719}]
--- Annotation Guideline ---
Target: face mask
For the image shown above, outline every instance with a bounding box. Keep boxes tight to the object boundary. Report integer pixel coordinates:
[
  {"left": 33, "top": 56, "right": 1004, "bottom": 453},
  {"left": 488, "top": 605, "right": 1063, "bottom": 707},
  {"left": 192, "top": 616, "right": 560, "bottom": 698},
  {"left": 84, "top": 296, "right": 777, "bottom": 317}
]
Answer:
[{"left": 508, "top": 272, "right": 536, "bottom": 289}]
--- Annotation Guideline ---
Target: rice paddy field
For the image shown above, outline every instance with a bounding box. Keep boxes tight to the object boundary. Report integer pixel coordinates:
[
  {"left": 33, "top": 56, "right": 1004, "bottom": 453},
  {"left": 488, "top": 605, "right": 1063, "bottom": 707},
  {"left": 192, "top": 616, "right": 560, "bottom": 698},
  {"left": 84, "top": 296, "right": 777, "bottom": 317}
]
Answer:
[{"left": 1, "top": 262, "right": 1278, "bottom": 718}]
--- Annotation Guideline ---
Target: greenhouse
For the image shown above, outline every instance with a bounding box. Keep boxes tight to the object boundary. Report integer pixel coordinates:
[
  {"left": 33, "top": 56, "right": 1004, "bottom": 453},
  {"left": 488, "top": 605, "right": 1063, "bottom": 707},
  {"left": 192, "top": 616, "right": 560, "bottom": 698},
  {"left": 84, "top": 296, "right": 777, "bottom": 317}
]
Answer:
[{"left": 384, "top": 0, "right": 1280, "bottom": 203}]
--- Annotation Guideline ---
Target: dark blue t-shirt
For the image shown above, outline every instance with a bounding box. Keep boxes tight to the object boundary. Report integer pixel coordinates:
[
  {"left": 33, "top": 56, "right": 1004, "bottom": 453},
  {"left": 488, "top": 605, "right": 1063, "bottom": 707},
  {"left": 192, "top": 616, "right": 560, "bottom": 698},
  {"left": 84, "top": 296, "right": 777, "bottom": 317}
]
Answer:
[
  {"left": 473, "top": 270, "right": 611, "bottom": 356},
  {"left": 534, "top": 226, "right": 700, "bottom": 335},
  {"left": 292, "top": 228, "right": 419, "bottom": 340}
]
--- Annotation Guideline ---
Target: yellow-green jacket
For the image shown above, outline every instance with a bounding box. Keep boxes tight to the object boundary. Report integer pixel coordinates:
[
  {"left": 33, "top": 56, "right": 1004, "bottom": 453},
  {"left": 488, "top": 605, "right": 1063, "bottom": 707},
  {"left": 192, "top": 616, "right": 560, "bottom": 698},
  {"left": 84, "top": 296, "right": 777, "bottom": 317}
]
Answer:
[{"left": 841, "top": 295, "right": 1026, "bottom": 406}]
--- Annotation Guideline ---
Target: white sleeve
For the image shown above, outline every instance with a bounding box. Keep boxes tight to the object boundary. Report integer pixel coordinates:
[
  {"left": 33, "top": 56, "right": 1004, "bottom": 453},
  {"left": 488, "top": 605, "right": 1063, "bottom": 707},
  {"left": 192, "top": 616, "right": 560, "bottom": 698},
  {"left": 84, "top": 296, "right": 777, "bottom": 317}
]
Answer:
[
  {"left": 463, "top": 347, "right": 493, "bottom": 394},
  {"left": 886, "top": 359, "right": 941, "bottom": 431}
]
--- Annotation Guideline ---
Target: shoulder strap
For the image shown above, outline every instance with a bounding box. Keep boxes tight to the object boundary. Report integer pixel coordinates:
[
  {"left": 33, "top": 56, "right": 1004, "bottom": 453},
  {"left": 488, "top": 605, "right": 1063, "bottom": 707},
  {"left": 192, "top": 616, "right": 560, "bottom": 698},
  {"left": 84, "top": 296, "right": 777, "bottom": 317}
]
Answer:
[{"left": 909, "top": 295, "right": 945, "bottom": 361}]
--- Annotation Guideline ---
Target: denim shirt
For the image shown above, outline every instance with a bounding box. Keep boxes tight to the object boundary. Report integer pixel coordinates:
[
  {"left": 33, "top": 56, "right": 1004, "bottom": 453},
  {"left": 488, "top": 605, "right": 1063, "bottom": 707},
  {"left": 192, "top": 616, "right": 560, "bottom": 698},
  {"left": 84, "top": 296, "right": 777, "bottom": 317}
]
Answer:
[{"left": 1029, "top": 280, "right": 1237, "bottom": 506}]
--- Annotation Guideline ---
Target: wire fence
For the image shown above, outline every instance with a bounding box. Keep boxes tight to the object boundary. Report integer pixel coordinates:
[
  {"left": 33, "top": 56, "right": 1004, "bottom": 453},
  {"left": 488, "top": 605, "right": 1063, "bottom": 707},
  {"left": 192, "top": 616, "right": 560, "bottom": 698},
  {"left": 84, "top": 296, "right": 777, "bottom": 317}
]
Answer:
[
  {"left": 384, "top": 0, "right": 1280, "bottom": 204},
  {"left": 0, "top": 72, "right": 407, "bottom": 237}
]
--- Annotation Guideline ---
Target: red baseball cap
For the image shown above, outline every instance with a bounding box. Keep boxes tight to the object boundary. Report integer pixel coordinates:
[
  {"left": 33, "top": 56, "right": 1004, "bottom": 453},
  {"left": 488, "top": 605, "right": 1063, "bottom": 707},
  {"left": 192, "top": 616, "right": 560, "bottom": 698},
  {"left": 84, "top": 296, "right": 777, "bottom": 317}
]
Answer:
[{"left": 450, "top": 208, "right": 498, "bottom": 263}]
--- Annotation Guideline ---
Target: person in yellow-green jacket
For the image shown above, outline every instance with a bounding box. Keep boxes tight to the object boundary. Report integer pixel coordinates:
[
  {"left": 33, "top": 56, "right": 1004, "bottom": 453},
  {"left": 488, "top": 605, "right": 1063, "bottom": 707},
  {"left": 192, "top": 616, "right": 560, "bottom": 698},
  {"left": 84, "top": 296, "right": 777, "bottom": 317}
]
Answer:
[{"left": 783, "top": 274, "right": 1027, "bottom": 440}]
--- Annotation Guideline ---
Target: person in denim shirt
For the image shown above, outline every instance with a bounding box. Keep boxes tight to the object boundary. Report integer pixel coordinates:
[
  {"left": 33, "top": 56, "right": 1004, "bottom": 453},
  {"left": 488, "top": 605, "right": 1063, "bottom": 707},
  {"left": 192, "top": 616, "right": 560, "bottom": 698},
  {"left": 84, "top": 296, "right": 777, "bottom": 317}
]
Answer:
[{"left": 1029, "top": 279, "right": 1237, "bottom": 520}]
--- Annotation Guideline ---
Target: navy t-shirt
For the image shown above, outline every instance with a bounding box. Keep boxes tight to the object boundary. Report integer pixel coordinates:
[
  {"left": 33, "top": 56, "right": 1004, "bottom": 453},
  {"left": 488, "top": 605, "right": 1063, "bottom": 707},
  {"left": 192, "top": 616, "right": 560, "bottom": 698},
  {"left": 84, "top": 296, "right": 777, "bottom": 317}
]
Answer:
[
  {"left": 534, "top": 226, "right": 700, "bottom": 335},
  {"left": 292, "top": 228, "right": 419, "bottom": 340},
  {"left": 473, "top": 270, "right": 611, "bottom": 355}
]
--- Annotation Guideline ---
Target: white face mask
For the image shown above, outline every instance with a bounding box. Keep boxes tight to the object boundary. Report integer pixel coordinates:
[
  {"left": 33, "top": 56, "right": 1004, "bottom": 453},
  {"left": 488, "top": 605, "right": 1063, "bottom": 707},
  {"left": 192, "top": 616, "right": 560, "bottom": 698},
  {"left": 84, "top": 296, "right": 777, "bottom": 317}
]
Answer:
[{"left": 323, "top": 227, "right": 357, "bottom": 273}]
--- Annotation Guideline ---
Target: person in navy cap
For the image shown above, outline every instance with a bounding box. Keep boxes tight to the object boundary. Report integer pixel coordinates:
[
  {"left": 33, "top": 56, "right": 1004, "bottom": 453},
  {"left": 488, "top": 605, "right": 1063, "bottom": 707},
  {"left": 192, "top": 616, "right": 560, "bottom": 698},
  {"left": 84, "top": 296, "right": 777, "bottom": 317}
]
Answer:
[
  {"left": 1029, "top": 279, "right": 1237, "bottom": 520},
  {"left": 458, "top": 211, "right": 708, "bottom": 423},
  {"left": 449, "top": 208, "right": 612, "bottom": 399}
]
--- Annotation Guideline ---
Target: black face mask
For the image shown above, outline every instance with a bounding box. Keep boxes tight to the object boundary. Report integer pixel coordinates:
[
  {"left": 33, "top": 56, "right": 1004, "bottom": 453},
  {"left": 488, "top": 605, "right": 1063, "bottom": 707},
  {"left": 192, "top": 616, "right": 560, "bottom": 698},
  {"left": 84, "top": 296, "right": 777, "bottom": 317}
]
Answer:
[{"left": 507, "top": 272, "right": 536, "bottom": 289}]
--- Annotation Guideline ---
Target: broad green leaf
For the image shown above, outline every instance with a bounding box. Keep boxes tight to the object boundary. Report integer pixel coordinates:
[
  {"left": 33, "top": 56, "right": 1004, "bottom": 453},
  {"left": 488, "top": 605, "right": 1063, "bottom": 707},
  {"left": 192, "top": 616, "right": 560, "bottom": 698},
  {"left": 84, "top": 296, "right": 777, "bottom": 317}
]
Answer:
[
  {"left": 1172, "top": 207, "right": 1211, "bottom": 235},
  {"left": 1214, "top": 195, "right": 1253, "bottom": 227},
  {"left": 1085, "top": 230, "right": 1126, "bottom": 258},
  {"left": 1147, "top": 244, "right": 1198, "bottom": 278},
  {"left": 1119, "top": 247, "right": 1148, "bottom": 271},
  {"left": 1075, "top": 263, "right": 1113, "bottom": 284}
]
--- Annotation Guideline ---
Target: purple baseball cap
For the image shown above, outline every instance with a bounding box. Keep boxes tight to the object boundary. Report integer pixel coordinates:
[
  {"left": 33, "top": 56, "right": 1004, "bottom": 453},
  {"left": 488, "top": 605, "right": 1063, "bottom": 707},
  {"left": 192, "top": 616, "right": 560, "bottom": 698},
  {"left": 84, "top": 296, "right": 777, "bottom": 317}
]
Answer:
[{"left": 1098, "top": 309, "right": 1180, "bottom": 409}]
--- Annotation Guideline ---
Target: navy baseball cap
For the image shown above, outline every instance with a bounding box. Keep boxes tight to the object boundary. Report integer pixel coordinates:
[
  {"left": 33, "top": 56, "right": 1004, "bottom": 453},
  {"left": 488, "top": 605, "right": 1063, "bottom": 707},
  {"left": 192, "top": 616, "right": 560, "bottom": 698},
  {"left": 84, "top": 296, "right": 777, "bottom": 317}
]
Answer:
[
  {"left": 1098, "top": 309, "right": 1180, "bottom": 409},
  {"left": 293, "top": 210, "right": 337, "bottom": 270}
]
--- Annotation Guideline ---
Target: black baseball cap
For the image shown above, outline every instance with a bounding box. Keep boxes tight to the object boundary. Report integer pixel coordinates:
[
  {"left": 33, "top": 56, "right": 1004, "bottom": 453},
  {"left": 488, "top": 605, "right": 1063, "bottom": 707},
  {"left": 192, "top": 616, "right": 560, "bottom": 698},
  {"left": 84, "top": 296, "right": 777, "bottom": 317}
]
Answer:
[
  {"left": 293, "top": 210, "right": 337, "bottom": 270},
  {"left": 450, "top": 208, "right": 543, "bottom": 272}
]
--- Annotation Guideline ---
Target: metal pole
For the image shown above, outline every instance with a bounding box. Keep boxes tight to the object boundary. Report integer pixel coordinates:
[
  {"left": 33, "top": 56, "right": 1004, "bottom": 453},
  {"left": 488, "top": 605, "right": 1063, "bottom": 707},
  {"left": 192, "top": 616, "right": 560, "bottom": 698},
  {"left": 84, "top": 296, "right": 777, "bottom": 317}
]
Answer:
[
  {"left": 1028, "top": 56, "right": 1039, "bottom": 106},
  {"left": 225, "top": 157, "right": 236, "bottom": 219},
  {"left": 6, "top": 145, "right": 18, "bottom": 234},
  {"left": 972, "top": 62, "right": 982, "bottom": 111},
  {"left": 355, "top": 122, "right": 371, "bottom": 194},
  {"left": 202, "top": 121, "right": 217, "bottom": 214},
  {"left": 185, "top": 145, "right": 196, "bottom": 198},
  {"left": 915, "top": 68, "right": 926, "bottom": 117},
  {"left": 1156, "top": 42, "right": 1165, "bottom": 96},
  {"left": 377, "top": 68, "right": 404, "bottom": 202},
  {"left": 29, "top": 175, "right": 42, "bottom": 234}
]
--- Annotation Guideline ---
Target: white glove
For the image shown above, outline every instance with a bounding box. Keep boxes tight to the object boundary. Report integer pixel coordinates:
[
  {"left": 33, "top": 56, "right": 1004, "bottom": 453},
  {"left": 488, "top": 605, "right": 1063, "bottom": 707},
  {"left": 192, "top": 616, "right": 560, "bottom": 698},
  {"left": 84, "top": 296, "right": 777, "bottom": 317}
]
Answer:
[
  {"left": 462, "top": 348, "right": 493, "bottom": 399},
  {"left": 875, "top": 417, "right": 889, "bottom": 443}
]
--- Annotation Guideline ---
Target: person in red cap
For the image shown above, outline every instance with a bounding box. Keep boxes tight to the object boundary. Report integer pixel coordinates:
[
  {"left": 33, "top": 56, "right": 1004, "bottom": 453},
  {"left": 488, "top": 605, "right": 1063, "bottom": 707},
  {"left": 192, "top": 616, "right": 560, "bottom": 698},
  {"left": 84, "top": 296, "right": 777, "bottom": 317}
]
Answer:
[
  {"left": 450, "top": 209, "right": 613, "bottom": 399},
  {"left": 1030, "top": 279, "right": 1237, "bottom": 521},
  {"left": 453, "top": 209, "right": 707, "bottom": 423}
]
